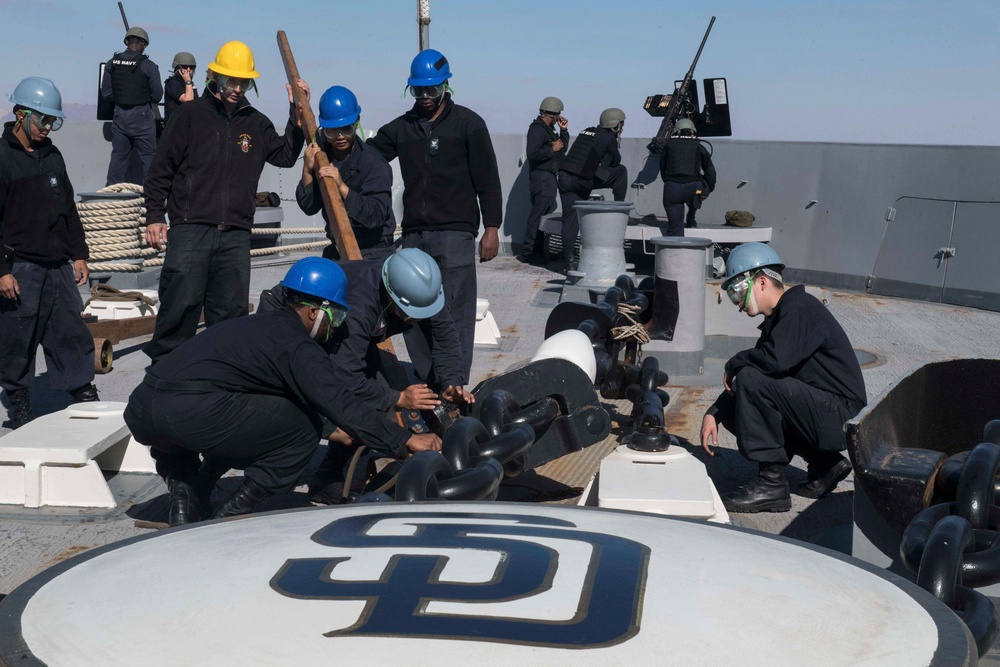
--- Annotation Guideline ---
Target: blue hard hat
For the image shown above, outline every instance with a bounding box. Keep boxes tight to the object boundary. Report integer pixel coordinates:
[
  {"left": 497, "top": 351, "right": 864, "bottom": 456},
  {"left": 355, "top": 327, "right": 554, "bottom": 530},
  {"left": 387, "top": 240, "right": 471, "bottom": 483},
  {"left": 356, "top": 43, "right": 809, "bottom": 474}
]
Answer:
[
  {"left": 9, "top": 76, "right": 65, "bottom": 118},
  {"left": 407, "top": 49, "right": 452, "bottom": 87},
  {"left": 721, "top": 242, "right": 785, "bottom": 290},
  {"left": 382, "top": 248, "right": 445, "bottom": 320},
  {"left": 317, "top": 85, "right": 361, "bottom": 129},
  {"left": 281, "top": 257, "right": 349, "bottom": 310}
]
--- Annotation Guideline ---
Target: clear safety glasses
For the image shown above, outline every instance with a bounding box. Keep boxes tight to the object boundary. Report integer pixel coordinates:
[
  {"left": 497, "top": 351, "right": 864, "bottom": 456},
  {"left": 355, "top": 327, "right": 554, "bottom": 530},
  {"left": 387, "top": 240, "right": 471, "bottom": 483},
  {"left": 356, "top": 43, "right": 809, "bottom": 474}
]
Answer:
[
  {"left": 25, "top": 110, "right": 62, "bottom": 132},
  {"left": 320, "top": 303, "right": 348, "bottom": 328},
  {"left": 725, "top": 273, "right": 754, "bottom": 307},
  {"left": 408, "top": 83, "right": 446, "bottom": 99},
  {"left": 217, "top": 74, "right": 253, "bottom": 94},
  {"left": 322, "top": 124, "right": 357, "bottom": 140}
]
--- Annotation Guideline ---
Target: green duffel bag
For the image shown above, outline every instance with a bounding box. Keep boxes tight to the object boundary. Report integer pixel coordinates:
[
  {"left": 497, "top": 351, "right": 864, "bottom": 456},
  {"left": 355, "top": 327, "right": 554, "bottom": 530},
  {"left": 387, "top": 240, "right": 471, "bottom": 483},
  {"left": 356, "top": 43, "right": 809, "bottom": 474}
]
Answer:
[{"left": 725, "top": 210, "right": 755, "bottom": 227}]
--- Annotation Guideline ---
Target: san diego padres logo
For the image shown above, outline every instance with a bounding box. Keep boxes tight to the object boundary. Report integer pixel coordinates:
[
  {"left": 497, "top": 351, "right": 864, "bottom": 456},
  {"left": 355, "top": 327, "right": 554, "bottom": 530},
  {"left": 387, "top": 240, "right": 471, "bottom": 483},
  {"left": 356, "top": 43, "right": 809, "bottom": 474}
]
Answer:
[{"left": 270, "top": 511, "right": 649, "bottom": 648}]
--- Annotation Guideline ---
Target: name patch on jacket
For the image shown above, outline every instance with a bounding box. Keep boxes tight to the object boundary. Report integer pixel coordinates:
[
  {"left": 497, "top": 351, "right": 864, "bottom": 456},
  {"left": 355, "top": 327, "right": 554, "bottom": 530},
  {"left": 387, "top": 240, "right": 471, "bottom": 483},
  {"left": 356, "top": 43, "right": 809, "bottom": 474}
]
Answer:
[{"left": 238, "top": 134, "right": 252, "bottom": 153}]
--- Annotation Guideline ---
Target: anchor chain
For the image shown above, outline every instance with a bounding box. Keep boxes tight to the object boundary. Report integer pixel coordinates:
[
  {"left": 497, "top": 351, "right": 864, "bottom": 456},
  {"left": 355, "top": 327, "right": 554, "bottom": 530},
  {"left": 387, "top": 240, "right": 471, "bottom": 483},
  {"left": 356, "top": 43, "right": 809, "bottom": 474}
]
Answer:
[
  {"left": 383, "top": 390, "right": 552, "bottom": 502},
  {"left": 900, "top": 441, "right": 1000, "bottom": 655}
]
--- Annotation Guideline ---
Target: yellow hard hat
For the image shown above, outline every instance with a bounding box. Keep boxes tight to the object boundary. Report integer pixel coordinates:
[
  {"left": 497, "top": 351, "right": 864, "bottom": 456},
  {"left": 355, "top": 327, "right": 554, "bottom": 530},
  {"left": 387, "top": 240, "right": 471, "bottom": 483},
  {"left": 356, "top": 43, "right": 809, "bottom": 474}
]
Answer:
[{"left": 207, "top": 40, "right": 260, "bottom": 79}]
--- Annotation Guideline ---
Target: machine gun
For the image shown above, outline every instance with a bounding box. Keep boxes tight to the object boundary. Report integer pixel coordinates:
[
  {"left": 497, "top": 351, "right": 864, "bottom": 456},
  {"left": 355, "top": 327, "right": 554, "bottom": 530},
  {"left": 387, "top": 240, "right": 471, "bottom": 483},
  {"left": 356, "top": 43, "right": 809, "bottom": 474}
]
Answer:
[{"left": 646, "top": 17, "right": 731, "bottom": 152}]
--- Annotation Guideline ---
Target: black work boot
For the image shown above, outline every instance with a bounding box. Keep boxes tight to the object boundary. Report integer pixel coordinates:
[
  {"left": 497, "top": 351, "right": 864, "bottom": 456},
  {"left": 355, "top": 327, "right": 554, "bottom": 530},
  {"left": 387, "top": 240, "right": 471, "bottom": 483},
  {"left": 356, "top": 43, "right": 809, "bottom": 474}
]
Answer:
[
  {"left": 70, "top": 383, "right": 100, "bottom": 403},
  {"left": 211, "top": 478, "right": 271, "bottom": 520},
  {"left": 722, "top": 463, "right": 791, "bottom": 513},
  {"left": 307, "top": 446, "right": 351, "bottom": 505},
  {"left": 7, "top": 388, "right": 34, "bottom": 429},
  {"left": 166, "top": 477, "right": 202, "bottom": 527},
  {"left": 794, "top": 454, "right": 852, "bottom": 499}
]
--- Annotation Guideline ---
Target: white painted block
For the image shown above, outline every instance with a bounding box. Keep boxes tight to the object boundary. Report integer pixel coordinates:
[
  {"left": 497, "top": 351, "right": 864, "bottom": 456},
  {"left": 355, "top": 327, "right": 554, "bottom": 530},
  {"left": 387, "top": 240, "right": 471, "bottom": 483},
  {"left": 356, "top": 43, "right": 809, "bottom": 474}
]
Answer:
[
  {"left": 473, "top": 298, "right": 501, "bottom": 347},
  {"left": 598, "top": 445, "right": 727, "bottom": 522},
  {"left": 83, "top": 290, "right": 159, "bottom": 320},
  {"left": 0, "top": 401, "right": 155, "bottom": 508}
]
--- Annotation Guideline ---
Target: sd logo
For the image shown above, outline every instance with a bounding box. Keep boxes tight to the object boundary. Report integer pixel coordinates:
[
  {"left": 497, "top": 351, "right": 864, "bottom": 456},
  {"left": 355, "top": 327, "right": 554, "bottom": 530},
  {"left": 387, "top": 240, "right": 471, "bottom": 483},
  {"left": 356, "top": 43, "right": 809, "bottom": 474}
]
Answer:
[{"left": 271, "top": 511, "right": 648, "bottom": 647}]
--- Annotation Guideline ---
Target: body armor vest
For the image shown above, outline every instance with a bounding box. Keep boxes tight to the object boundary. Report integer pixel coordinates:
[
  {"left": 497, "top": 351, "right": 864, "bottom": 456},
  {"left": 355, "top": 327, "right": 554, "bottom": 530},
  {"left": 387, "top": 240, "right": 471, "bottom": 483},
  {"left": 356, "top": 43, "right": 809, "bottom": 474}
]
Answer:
[
  {"left": 559, "top": 127, "right": 600, "bottom": 179},
  {"left": 660, "top": 137, "right": 703, "bottom": 178},
  {"left": 110, "top": 52, "right": 151, "bottom": 106}
]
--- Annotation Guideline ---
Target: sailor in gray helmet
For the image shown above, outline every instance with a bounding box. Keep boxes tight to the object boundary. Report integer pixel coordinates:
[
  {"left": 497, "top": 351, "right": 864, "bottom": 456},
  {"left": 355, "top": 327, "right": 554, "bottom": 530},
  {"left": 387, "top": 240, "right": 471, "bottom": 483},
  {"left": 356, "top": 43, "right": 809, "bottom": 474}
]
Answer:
[
  {"left": 163, "top": 51, "right": 197, "bottom": 122},
  {"left": 556, "top": 107, "right": 628, "bottom": 269},
  {"left": 659, "top": 117, "right": 716, "bottom": 235},
  {"left": 701, "top": 243, "right": 867, "bottom": 513},
  {"left": 100, "top": 26, "right": 162, "bottom": 185},
  {"left": 518, "top": 96, "right": 569, "bottom": 264},
  {"left": 0, "top": 77, "right": 100, "bottom": 429}
]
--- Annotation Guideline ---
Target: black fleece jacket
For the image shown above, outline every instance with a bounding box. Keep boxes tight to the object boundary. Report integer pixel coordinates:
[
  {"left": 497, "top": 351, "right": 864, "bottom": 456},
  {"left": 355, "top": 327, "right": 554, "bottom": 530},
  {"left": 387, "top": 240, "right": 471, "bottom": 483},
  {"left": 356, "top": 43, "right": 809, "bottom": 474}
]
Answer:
[
  {"left": 0, "top": 123, "right": 88, "bottom": 276},
  {"left": 367, "top": 95, "right": 502, "bottom": 235},
  {"left": 708, "top": 284, "right": 867, "bottom": 417},
  {"left": 144, "top": 89, "right": 304, "bottom": 229}
]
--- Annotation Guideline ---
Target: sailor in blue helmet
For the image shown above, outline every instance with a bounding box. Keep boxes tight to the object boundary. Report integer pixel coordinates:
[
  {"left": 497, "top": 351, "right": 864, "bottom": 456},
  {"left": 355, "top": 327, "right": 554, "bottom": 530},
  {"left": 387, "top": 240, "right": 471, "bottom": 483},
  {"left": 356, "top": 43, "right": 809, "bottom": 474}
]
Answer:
[
  {"left": 259, "top": 248, "right": 473, "bottom": 505},
  {"left": 368, "top": 49, "right": 502, "bottom": 383},
  {"left": 556, "top": 108, "right": 629, "bottom": 270},
  {"left": 298, "top": 85, "right": 396, "bottom": 261},
  {"left": 0, "top": 77, "right": 100, "bottom": 429},
  {"left": 125, "top": 257, "right": 441, "bottom": 526},
  {"left": 701, "top": 243, "right": 867, "bottom": 513}
]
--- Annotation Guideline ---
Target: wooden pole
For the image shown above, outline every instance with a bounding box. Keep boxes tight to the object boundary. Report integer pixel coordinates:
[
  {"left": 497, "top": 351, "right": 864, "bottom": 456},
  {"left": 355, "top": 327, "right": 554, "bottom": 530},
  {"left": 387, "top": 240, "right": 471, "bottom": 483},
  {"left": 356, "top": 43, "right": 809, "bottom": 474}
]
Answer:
[
  {"left": 277, "top": 30, "right": 362, "bottom": 261},
  {"left": 276, "top": 30, "right": 412, "bottom": 406}
]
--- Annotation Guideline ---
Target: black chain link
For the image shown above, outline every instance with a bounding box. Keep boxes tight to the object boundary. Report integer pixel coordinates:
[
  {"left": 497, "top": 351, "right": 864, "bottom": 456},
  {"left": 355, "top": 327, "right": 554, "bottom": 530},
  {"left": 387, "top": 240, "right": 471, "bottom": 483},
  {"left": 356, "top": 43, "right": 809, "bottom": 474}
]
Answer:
[{"left": 901, "top": 441, "right": 1000, "bottom": 656}]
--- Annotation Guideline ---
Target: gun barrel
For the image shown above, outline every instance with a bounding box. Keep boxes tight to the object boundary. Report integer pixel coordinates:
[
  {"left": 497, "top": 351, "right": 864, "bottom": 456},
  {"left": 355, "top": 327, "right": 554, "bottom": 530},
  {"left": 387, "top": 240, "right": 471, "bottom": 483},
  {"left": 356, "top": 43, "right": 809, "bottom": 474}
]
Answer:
[{"left": 118, "top": 1, "right": 129, "bottom": 30}]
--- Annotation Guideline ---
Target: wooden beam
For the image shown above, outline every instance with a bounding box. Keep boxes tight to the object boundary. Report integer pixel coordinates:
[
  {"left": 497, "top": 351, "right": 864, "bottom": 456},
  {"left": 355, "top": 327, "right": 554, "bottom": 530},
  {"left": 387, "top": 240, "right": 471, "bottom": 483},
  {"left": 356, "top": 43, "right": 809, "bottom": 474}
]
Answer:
[{"left": 276, "top": 30, "right": 361, "bottom": 262}]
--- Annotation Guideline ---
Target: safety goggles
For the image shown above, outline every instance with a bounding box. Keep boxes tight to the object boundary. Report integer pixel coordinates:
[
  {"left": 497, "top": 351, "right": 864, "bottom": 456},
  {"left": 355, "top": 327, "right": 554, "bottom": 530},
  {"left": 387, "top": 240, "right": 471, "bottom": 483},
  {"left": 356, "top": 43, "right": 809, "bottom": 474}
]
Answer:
[
  {"left": 25, "top": 110, "right": 62, "bottom": 132},
  {"left": 217, "top": 74, "right": 252, "bottom": 95},
  {"left": 319, "top": 303, "right": 348, "bottom": 328},
  {"left": 322, "top": 123, "right": 357, "bottom": 140},
  {"left": 725, "top": 272, "right": 755, "bottom": 308},
  {"left": 408, "top": 83, "right": 446, "bottom": 99}
]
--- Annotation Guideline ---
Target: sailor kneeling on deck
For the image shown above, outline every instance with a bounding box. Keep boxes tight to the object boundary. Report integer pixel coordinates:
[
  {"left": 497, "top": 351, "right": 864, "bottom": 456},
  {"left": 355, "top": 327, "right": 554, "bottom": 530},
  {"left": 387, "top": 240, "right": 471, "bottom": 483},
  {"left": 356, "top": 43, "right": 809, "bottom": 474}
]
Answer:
[
  {"left": 700, "top": 243, "right": 867, "bottom": 513},
  {"left": 124, "top": 258, "right": 441, "bottom": 526},
  {"left": 260, "top": 248, "right": 474, "bottom": 505}
]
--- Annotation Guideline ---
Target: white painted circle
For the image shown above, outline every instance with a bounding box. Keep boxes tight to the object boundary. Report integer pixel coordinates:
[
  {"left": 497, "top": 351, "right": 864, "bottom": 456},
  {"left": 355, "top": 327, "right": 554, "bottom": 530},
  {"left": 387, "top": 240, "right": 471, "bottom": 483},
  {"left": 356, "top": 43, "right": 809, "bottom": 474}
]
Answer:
[
  {"left": 65, "top": 401, "right": 127, "bottom": 417},
  {"left": 0, "top": 504, "right": 971, "bottom": 666}
]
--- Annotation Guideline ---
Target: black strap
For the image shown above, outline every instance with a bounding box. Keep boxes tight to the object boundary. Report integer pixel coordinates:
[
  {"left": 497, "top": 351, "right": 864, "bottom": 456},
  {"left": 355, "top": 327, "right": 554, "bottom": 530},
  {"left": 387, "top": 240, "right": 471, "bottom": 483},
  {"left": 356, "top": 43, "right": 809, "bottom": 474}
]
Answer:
[{"left": 143, "top": 374, "right": 219, "bottom": 393}]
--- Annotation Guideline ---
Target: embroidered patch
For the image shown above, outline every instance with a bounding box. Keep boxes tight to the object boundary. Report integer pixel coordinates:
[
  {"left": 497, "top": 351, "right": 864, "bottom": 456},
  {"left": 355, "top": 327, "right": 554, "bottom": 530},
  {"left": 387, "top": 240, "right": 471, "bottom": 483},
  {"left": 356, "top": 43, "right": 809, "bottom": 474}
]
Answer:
[{"left": 238, "top": 134, "right": 252, "bottom": 153}]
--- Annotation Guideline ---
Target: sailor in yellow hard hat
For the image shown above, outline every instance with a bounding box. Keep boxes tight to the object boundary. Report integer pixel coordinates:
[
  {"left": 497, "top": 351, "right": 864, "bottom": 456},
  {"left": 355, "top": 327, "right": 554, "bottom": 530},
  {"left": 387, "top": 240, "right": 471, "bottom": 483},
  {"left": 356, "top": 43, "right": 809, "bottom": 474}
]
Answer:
[{"left": 142, "top": 40, "right": 309, "bottom": 365}]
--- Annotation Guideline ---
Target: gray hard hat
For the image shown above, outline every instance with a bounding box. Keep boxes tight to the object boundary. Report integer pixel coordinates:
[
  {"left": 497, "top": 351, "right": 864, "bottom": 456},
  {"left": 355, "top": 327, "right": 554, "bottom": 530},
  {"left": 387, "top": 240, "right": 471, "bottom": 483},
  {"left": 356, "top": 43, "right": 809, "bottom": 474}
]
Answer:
[
  {"left": 599, "top": 107, "right": 626, "bottom": 129},
  {"left": 382, "top": 248, "right": 445, "bottom": 320},
  {"left": 539, "top": 96, "right": 564, "bottom": 114},
  {"left": 9, "top": 76, "right": 65, "bottom": 118},
  {"left": 172, "top": 52, "right": 196, "bottom": 69},
  {"left": 673, "top": 118, "right": 697, "bottom": 134},
  {"left": 124, "top": 27, "right": 149, "bottom": 46}
]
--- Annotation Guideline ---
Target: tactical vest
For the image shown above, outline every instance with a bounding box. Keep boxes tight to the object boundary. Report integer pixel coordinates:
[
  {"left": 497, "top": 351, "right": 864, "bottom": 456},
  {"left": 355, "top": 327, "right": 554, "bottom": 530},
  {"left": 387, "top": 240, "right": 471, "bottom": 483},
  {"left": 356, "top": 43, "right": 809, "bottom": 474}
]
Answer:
[
  {"left": 110, "top": 52, "right": 151, "bottom": 106},
  {"left": 660, "top": 137, "right": 703, "bottom": 178},
  {"left": 559, "top": 127, "right": 600, "bottom": 179}
]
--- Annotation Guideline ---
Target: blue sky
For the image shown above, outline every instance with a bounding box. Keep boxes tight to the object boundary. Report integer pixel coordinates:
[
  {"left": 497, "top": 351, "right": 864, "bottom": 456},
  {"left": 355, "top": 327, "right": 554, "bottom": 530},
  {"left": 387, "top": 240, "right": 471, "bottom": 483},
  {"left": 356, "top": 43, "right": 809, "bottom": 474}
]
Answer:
[{"left": 2, "top": 0, "right": 998, "bottom": 145}]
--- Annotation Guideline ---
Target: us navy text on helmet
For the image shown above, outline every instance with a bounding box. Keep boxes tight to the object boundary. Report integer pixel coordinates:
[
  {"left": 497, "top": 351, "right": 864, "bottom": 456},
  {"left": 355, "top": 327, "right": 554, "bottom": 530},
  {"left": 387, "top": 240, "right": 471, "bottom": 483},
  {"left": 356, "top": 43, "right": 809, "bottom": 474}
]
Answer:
[{"left": 270, "top": 511, "right": 649, "bottom": 647}]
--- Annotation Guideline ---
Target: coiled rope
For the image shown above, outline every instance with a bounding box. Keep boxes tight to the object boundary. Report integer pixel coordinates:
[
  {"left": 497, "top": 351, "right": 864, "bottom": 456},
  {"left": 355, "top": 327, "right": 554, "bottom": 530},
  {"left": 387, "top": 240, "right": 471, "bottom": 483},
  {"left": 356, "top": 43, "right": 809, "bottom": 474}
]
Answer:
[
  {"left": 611, "top": 302, "right": 651, "bottom": 344},
  {"left": 81, "top": 184, "right": 331, "bottom": 272}
]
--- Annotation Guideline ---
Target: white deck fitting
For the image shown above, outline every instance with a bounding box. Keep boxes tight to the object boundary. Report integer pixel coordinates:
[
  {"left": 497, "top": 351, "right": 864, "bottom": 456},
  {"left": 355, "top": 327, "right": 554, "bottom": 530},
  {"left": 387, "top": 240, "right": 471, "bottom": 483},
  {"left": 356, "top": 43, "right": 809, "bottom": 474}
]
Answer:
[
  {"left": 83, "top": 289, "right": 159, "bottom": 320},
  {"left": 473, "top": 297, "right": 501, "bottom": 347},
  {"left": 2, "top": 504, "right": 965, "bottom": 666},
  {"left": 539, "top": 216, "right": 772, "bottom": 248},
  {"left": 593, "top": 444, "right": 729, "bottom": 523},
  {"left": 0, "top": 402, "right": 154, "bottom": 508}
]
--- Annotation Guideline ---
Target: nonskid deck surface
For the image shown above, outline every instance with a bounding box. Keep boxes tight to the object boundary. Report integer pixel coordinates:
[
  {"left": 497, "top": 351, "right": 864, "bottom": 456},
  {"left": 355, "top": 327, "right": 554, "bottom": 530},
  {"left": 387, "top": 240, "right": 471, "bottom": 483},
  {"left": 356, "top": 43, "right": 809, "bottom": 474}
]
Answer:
[{"left": 2, "top": 250, "right": 1000, "bottom": 595}]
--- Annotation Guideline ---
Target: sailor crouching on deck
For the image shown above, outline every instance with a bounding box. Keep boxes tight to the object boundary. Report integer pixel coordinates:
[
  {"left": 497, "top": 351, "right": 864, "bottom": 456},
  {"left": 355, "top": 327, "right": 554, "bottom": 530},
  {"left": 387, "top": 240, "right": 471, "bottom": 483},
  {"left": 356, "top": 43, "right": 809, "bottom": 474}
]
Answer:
[
  {"left": 142, "top": 40, "right": 306, "bottom": 366},
  {"left": 0, "top": 77, "right": 100, "bottom": 429},
  {"left": 260, "top": 248, "right": 473, "bottom": 505},
  {"left": 124, "top": 258, "right": 441, "bottom": 526},
  {"left": 700, "top": 243, "right": 867, "bottom": 513}
]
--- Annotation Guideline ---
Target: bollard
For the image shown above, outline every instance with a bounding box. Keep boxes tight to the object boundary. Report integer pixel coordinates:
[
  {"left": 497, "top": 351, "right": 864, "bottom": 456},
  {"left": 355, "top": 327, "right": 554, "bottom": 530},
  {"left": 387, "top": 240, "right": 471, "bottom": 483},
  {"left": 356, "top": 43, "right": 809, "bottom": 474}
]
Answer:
[
  {"left": 643, "top": 236, "right": 713, "bottom": 376},
  {"left": 571, "top": 201, "right": 634, "bottom": 288}
]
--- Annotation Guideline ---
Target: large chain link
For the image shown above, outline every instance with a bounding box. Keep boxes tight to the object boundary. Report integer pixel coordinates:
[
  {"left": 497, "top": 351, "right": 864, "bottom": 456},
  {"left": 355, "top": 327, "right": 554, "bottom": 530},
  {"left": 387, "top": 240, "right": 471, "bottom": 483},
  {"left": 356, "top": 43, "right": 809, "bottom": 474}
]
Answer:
[
  {"left": 900, "top": 440, "right": 1000, "bottom": 656},
  {"left": 381, "top": 390, "right": 549, "bottom": 502}
]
